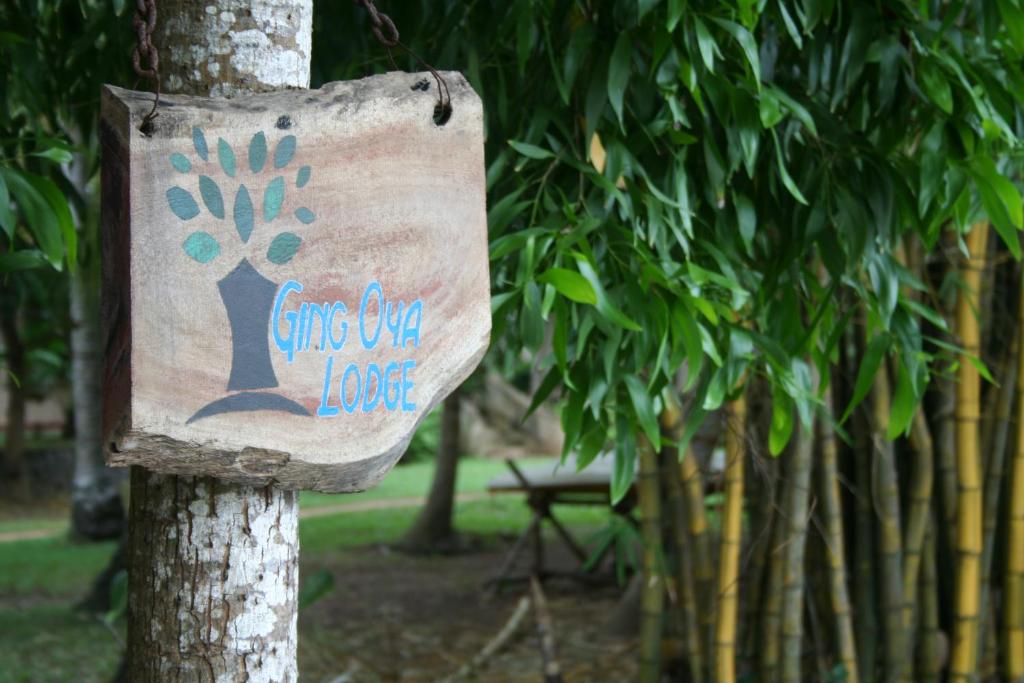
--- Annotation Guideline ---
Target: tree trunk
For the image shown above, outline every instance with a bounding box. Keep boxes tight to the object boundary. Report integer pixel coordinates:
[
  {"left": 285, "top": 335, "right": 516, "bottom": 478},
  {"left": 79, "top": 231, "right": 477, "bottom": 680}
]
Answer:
[
  {"left": 714, "top": 396, "right": 746, "bottom": 683},
  {"left": 1, "top": 309, "right": 29, "bottom": 500},
  {"left": 779, "top": 411, "right": 816, "bottom": 683},
  {"left": 818, "top": 387, "right": 859, "bottom": 683},
  {"left": 871, "top": 367, "right": 906, "bottom": 682},
  {"left": 125, "top": 2, "right": 312, "bottom": 680},
  {"left": 400, "top": 391, "right": 462, "bottom": 552},
  {"left": 1004, "top": 270, "right": 1024, "bottom": 683},
  {"left": 68, "top": 142, "right": 124, "bottom": 540},
  {"left": 679, "top": 440, "right": 714, "bottom": 655},
  {"left": 951, "top": 222, "right": 989, "bottom": 682},
  {"left": 637, "top": 436, "right": 664, "bottom": 683}
]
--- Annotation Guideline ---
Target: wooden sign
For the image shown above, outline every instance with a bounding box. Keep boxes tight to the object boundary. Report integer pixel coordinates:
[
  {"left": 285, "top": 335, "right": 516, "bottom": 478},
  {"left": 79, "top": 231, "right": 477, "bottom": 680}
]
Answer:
[{"left": 100, "top": 73, "right": 490, "bottom": 492}]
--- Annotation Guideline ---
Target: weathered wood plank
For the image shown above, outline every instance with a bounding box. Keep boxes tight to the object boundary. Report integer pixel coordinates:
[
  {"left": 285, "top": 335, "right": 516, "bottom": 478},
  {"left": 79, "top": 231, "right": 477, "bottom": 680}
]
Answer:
[{"left": 101, "top": 72, "right": 489, "bottom": 492}]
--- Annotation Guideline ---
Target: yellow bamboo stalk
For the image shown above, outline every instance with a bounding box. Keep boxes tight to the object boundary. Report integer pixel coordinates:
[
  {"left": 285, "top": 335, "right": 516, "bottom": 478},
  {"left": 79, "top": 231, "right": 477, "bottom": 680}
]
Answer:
[
  {"left": 951, "top": 222, "right": 989, "bottom": 682},
  {"left": 1005, "top": 270, "right": 1024, "bottom": 683},
  {"left": 637, "top": 436, "right": 664, "bottom": 683},
  {"left": 715, "top": 396, "right": 746, "bottom": 683},
  {"left": 680, "top": 439, "right": 715, "bottom": 654},
  {"left": 819, "top": 388, "right": 859, "bottom": 683}
]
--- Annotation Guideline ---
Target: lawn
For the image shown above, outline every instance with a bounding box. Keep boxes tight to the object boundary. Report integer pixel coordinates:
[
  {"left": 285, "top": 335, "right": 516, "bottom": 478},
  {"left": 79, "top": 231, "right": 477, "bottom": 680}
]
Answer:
[{"left": 0, "top": 457, "right": 616, "bottom": 683}]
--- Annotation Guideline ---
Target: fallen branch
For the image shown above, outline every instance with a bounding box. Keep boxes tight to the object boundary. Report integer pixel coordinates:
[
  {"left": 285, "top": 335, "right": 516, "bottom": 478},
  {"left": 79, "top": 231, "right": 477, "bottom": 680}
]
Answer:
[
  {"left": 438, "top": 596, "right": 531, "bottom": 683},
  {"left": 530, "top": 576, "right": 564, "bottom": 683}
]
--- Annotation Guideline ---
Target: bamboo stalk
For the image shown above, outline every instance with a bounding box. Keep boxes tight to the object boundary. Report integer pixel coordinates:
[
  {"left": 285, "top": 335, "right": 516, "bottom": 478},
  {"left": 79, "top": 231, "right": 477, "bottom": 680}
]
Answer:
[
  {"left": 715, "top": 396, "right": 747, "bottom": 683},
  {"left": 902, "top": 407, "right": 934, "bottom": 671},
  {"left": 661, "top": 405, "right": 704, "bottom": 683},
  {"left": 1005, "top": 270, "right": 1024, "bottom": 683},
  {"left": 951, "top": 222, "right": 989, "bottom": 682},
  {"left": 679, "top": 439, "right": 715, "bottom": 655},
  {"left": 759, "top": 467, "right": 787, "bottom": 682},
  {"left": 870, "top": 364, "right": 908, "bottom": 682},
  {"left": 917, "top": 517, "right": 943, "bottom": 683},
  {"left": 638, "top": 436, "right": 664, "bottom": 683},
  {"left": 818, "top": 387, "right": 859, "bottom": 683},
  {"left": 780, "top": 411, "right": 816, "bottom": 683}
]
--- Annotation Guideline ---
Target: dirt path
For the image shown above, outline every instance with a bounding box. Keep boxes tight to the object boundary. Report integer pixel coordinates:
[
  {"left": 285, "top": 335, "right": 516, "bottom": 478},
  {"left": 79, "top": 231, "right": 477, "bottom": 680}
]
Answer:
[{"left": 0, "top": 492, "right": 494, "bottom": 544}]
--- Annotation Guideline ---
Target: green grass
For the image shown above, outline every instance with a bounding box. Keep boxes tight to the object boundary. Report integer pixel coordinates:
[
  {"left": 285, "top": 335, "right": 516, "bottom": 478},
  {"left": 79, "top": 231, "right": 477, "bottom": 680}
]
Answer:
[{"left": 0, "top": 604, "right": 122, "bottom": 683}]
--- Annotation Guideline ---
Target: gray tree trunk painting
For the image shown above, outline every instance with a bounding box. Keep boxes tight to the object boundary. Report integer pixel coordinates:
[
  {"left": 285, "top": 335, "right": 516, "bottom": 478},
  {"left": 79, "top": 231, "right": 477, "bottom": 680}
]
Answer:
[{"left": 125, "top": 1, "right": 312, "bottom": 680}]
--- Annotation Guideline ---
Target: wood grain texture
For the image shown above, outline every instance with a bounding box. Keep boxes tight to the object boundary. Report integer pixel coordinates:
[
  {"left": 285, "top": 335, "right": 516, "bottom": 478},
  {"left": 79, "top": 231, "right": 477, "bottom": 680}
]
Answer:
[{"left": 101, "top": 73, "right": 489, "bottom": 492}]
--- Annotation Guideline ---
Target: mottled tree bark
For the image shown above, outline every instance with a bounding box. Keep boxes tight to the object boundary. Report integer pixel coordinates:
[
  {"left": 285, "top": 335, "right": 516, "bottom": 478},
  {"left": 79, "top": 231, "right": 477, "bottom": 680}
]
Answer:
[{"left": 125, "top": 2, "right": 311, "bottom": 680}]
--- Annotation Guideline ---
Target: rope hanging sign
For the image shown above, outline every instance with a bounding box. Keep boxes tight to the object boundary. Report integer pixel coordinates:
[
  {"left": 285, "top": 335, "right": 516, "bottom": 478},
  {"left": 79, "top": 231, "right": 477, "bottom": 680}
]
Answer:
[{"left": 100, "top": 8, "right": 489, "bottom": 492}]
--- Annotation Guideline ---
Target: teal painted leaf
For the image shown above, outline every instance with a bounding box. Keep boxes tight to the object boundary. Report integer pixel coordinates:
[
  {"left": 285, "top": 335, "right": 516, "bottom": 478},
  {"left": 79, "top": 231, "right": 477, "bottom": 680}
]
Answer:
[
  {"left": 198, "top": 176, "right": 225, "bottom": 219},
  {"left": 274, "top": 135, "right": 296, "bottom": 168},
  {"left": 183, "top": 231, "right": 220, "bottom": 263},
  {"left": 296, "top": 165, "right": 311, "bottom": 188},
  {"left": 170, "top": 153, "right": 191, "bottom": 172},
  {"left": 234, "top": 185, "right": 254, "bottom": 242},
  {"left": 267, "top": 232, "right": 301, "bottom": 264},
  {"left": 218, "top": 138, "right": 237, "bottom": 177},
  {"left": 264, "top": 176, "right": 285, "bottom": 221},
  {"left": 192, "top": 127, "right": 208, "bottom": 161},
  {"left": 294, "top": 207, "right": 315, "bottom": 224},
  {"left": 249, "top": 132, "right": 267, "bottom": 173},
  {"left": 167, "top": 186, "right": 200, "bottom": 220}
]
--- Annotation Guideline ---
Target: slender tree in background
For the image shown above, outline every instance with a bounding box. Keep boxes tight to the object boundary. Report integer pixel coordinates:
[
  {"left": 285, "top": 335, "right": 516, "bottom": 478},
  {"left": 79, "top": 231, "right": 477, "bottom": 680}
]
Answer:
[
  {"left": 123, "top": 1, "right": 310, "bottom": 678},
  {"left": 1006, "top": 273, "right": 1024, "bottom": 682},
  {"left": 401, "top": 392, "right": 462, "bottom": 552}
]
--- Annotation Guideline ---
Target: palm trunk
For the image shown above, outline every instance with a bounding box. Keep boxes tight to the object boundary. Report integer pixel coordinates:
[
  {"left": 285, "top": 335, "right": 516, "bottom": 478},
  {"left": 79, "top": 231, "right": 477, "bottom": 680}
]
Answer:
[
  {"left": 779, "top": 409, "right": 816, "bottom": 683},
  {"left": 950, "top": 222, "right": 989, "bottom": 682},
  {"left": 125, "top": 2, "right": 312, "bottom": 679},
  {"left": 400, "top": 391, "right": 462, "bottom": 552},
  {"left": 637, "top": 436, "right": 664, "bottom": 682},
  {"left": 818, "top": 387, "right": 859, "bottom": 683},
  {"left": 1004, "top": 270, "right": 1024, "bottom": 683},
  {"left": 715, "top": 396, "right": 746, "bottom": 683}
]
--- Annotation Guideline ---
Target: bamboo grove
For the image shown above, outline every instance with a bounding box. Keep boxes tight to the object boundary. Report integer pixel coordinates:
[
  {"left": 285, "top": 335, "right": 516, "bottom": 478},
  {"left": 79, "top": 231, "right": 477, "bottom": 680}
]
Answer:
[{"left": 331, "top": 1, "right": 1024, "bottom": 680}]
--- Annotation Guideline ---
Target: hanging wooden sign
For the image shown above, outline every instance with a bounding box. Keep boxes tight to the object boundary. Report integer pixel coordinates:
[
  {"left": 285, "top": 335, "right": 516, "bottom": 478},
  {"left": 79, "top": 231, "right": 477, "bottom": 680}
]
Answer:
[{"left": 100, "top": 73, "right": 490, "bottom": 492}]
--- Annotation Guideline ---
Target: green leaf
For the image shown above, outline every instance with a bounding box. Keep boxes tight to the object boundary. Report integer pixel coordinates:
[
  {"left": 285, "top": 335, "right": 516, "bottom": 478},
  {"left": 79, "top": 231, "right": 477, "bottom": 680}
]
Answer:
[
  {"left": 198, "top": 176, "right": 225, "bottom": 219},
  {"left": 264, "top": 176, "right": 285, "bottom": 222},
  {"left": 0, "top": 172, "right": 12, "bottom": 238},
  {"left": 969, "top": 158, "right": 1023, "bottom": 259},
  {"left": 268, "top": 232, "right": 302, "bottom": 264},
  {"left": 508, "top": 140, "right": 554, "bottom": 160},
  {"left": 886, "top": 359, "right": 916, "bottom": 440},
  {"left": 26, "top": 174, "right": 76, "bottom": 273},
  {"left": 841, "top": 333, "right": 889, "bottom": 423},
  {"left": 918, "top": 61, "right": 953, "bottom": 115},
  {"left": 183, "top": 231, "right": 220, "bottom": 263},
  {"left": 694, "top": 17, "right": 717, "bottom": 73},
  {"left": 1, "top": 169, "right": 63, "bottom": 269},
  {"left": 537, "top": 267, "right": 597, "bottom": 304},
  {"left": 608, "top": 32, "right": 632, "bottom": 127},
  {"left": 772, "top": 131, "right": 808, "bottom": 205},
  {"left": 668, "top": 0, "right": 686, "bottom": 31},
  {"left": 575, "top": 256, "right": 642, "bottom": 331},
  {"left": 31, "top": 146, "right": 73, "bottom": 164},
  {"left": 625, "top": 375, "right": 661, "bottom": 451},
  {"left": 611, "top": 412, "right": 636, "bottom": 504},
  {"left": 0, "top": 249, "right": 47, "bottom": 271},
  {"left": 769, "top": 387, "right": 793, "bottom": 456},
  {"left": 711, "top": 18, "right": 761, "bottom": 88}
]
